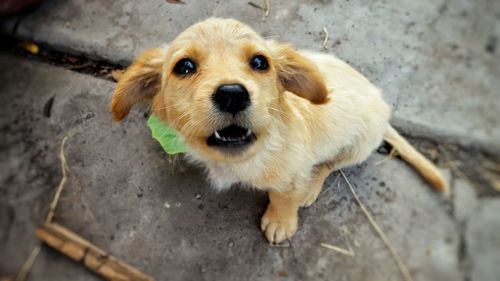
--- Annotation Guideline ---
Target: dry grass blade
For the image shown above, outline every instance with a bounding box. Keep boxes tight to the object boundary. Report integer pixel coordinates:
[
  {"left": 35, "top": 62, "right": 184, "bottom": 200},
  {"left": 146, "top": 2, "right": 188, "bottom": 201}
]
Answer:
[
  {"left": 16, "top": 136, "right": 70, "bottom": 281},
  {"left": 321, "top": 26, "right": 329, "bottom": 50},
  {"left": 46, "top": 136, "right": 69, "bottom": 223},
  {"left": 264, "top": 0, "right": 270, "bottom": 17},
  {"left": 339, "top": 170, "right": 414, "bottom": 281},
  {"left": 14, "top": 245, "right": 41, "bottom": 281},
  {"left": 320, "top": 243, "right": 354, "bottom": 257}
]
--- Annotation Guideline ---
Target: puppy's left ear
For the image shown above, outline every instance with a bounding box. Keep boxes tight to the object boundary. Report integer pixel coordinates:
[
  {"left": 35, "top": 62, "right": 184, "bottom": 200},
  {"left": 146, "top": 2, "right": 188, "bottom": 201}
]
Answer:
[
  {"left": 269, "top": 41, "right": 329, "bottom": 104},
  {"left": 110, "top": 48, "right": 166, "bottom": 121}
]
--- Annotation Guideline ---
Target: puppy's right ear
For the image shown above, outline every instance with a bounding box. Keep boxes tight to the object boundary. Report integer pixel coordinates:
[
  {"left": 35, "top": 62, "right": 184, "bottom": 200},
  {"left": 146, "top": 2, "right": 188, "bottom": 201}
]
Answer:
[{"left": 110, "top": 48, "right": 166, "bottom": 121}]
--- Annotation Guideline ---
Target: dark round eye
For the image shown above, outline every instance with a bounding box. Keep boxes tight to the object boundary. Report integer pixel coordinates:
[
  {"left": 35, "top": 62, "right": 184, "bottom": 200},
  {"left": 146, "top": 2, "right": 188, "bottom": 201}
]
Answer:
[
  {"left": 250, "top": 55, "right": 269, "bottom": 71},
  {"left": 173, "top": 58, "right": 196, "bottom": 75}
]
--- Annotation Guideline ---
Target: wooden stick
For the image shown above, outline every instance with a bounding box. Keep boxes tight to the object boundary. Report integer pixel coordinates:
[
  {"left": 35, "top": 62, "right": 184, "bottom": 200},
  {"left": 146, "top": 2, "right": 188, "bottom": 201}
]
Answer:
[{"left": 36, "top": 223, "right": 153, "bottom": 281}]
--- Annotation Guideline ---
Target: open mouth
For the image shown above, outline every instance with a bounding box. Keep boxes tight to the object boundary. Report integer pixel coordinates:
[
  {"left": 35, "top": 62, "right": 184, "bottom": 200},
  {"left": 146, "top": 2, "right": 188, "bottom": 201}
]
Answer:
[{"left": 206, "top": 124, "right": 256, "bottom": 149}]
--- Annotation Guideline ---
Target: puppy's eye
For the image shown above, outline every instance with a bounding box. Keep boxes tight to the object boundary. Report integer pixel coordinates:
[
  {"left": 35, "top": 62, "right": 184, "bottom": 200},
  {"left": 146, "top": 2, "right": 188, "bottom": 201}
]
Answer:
[
  {"left": 173, "top": 58, "right": 196, "bottom": 75},
  {"left": 250, "top": 55, "right": 268, "bottom": 71}
]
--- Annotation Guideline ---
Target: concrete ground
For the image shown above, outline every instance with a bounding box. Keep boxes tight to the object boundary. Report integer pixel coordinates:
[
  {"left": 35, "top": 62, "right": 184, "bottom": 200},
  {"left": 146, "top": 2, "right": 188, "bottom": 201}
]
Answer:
[{"left": 0, "top": 1, "right": 499, "bottom": 281}]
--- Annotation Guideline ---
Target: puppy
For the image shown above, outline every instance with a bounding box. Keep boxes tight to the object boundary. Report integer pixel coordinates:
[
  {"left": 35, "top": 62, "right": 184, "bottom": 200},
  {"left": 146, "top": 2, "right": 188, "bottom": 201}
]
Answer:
[{"left": 111, "top": 18, "right": 448, "bottom": 244}]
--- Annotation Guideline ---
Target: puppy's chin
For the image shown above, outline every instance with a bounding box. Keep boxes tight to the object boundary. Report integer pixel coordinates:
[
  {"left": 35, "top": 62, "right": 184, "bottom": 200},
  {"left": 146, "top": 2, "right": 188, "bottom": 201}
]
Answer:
[
  {"left": 187, "top": 129, "right": 262, "bottom": 163},
  {"left": 204, "top": 124, "right": 259, "bottom": 162}
]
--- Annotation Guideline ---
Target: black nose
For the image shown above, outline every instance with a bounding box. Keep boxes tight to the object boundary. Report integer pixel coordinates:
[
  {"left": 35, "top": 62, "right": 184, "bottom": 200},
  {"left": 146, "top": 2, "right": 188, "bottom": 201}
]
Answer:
[{"left": 212, "top": 84, "right": 250, "bottom": 115}]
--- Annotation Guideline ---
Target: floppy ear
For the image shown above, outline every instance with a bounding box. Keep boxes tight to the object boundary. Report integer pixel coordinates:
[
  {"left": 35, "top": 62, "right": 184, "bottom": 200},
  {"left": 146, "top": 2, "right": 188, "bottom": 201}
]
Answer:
[
  {"left": 110, "top": 48, "right": 166, "bottom": 121},
  {"left": 269, "top": 41, "right": 329, "bottom": 104}
]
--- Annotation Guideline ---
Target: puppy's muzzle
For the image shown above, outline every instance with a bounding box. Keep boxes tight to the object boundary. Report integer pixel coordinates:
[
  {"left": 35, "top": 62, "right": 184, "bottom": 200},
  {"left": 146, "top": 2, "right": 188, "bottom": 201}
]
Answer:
[
  {"left": 207, "top": 83, "right": 256, "bottom": 152},
  {"left": 212, "top": 83, "right": 250, "bottom": 115}
]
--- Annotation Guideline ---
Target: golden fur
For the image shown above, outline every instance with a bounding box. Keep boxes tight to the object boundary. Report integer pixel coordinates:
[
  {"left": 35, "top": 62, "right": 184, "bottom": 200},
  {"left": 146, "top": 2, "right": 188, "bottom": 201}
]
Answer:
[{"left": 111, "top": 18, "right": 449, "bottom": 244}]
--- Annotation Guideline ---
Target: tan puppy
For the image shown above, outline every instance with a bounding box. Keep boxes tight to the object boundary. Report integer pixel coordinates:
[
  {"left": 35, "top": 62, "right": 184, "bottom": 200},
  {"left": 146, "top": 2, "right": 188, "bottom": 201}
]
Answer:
[{"left": 111, "top": 18, "right": 448, "bottom": 244}]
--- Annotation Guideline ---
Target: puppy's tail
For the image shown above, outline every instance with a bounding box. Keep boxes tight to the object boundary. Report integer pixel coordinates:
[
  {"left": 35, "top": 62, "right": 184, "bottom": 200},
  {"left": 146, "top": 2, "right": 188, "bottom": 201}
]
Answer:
[{"left": 384, "top": 126, "right": 449, "bottom": 195}]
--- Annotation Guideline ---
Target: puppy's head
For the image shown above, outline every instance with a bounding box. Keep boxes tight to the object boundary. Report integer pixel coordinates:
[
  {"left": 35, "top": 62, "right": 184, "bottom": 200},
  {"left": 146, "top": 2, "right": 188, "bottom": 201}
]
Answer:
[{"left": 111, "top": 18, "right": 328, "bottom": 162}]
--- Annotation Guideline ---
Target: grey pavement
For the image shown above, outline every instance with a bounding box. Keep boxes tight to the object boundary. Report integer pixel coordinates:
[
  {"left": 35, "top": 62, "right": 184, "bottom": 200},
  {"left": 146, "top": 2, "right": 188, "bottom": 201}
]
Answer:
[
  {"left": 0, "top": 54, "right": 497, "bottom": 281},
  {"left": 1, "top": 0, "right": 500, "bottom": 280},
  {"left": 2, "top": 0, "right": 500, "bottom": 154}
]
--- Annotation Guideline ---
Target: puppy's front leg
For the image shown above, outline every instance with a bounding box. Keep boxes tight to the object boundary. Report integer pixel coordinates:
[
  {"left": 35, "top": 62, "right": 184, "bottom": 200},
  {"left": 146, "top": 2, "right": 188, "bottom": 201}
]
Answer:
[{"left": 261, "top": 188, "right": 303, "bottom": 244}]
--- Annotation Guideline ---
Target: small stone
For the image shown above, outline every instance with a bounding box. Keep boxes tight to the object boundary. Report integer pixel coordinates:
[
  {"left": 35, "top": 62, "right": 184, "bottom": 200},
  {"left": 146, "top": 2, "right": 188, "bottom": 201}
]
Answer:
[
  {"left": 277, "top": 271, "right": 288, "bottom": 277},
  {"left": 164, "top": 202, "right": 171, "bottom": 209},
  {"left": 228, "top": 241, "right": 234, "bottom": 247},
  {"left": 195, "top": 193, "right": 202, "bottom": 199}
]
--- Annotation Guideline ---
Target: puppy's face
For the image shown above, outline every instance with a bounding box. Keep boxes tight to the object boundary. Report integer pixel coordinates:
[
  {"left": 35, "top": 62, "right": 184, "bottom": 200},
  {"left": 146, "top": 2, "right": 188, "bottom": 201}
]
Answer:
[
  {"left": 159, "top": 20, "right": 279, "bottom": 162},
  {"left": 111, "top": 18, "right": 328, "bottom": 163}
]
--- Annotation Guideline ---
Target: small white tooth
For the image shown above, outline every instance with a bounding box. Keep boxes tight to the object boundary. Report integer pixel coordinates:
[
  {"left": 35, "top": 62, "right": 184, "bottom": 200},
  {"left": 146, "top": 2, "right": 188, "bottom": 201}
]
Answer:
[
  {"left": 221, "top": 137, "right": 227, "bottom": 142},
  {"left": 245, "top": 129, "right": 252, "bottom": 137},
  {"left": 215, "top": 131, "right": 222, "bottom": 139}
]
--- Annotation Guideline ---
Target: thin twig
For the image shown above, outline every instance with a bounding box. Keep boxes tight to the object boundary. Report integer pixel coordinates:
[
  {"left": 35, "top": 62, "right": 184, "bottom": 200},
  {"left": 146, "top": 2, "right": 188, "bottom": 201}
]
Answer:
[
  {"left": 46, "top": 136, "right": 69, "bottom": 223},
  {"left": 16, "top": 136, "right": 69, "bottom": 281},
  {"left": 321, "top": 26, "right": 329, "bottom": 50},
  {"left": 264, "top": 0, "right": 270, "bottom": 17},
  {"left": 339, "top": 170, "right": 414, "bottom": 281},
  {"left": 248, "top": 2, "right": 264, "bottom": 10},
  {"left": 15, "top": 245, "right": 41, "bottom": 281},
  {"left": 321, "top": 243, "right": 354, "bottom": 257}
]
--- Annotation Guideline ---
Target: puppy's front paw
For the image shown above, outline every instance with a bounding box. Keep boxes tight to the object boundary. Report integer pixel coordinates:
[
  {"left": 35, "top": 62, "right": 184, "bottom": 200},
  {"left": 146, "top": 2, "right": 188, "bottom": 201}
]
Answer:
[{"left": 260, "top": 205, "right": 298, "bottom": 244}]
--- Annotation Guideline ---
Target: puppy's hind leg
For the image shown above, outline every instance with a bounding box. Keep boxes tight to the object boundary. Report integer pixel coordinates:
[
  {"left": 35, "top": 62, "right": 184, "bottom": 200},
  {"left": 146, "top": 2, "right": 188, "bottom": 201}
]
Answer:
[{"left": 301, "top": 162, "right": 335, "bottom": 207}]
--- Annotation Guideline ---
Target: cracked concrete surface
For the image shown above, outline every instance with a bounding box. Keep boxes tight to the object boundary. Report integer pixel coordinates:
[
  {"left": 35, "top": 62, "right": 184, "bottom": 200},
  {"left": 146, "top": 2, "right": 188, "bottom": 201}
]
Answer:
[{"left": 1, "top": 0, "right": 499, "bottom": 280}]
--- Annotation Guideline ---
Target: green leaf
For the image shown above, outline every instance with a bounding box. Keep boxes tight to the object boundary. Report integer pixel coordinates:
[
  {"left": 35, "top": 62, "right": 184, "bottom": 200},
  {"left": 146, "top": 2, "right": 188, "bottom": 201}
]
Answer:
[{"left": 147, "top": 114, "right": 188, "bottom": 154}]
